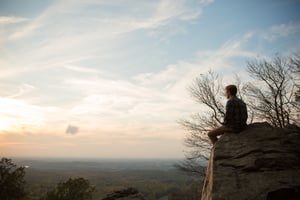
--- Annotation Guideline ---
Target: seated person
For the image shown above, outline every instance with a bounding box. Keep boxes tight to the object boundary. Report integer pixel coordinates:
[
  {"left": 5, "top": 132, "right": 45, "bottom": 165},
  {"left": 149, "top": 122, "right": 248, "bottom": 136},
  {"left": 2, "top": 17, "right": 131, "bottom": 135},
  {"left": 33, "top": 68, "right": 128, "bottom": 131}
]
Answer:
[{"left": 208, "top": 85, "right": 248, "bottom": 145}]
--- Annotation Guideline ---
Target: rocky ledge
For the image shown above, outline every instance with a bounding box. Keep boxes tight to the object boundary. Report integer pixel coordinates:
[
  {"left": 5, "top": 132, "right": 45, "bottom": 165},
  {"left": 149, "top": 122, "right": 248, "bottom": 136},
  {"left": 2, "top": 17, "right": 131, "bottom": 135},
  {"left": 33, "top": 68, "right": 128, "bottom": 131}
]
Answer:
[
  {"left": 102, "top": 187, "right": 145, "bottom": 200},
  {"left": 201, "top": 122, "right": 300, "bottom": 200}
]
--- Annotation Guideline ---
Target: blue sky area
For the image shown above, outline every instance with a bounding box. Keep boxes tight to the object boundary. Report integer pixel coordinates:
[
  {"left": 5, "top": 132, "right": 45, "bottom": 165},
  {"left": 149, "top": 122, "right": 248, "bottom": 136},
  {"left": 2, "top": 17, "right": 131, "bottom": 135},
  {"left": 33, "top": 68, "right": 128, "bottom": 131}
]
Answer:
[{"left": 0, "top": 0, "right": 299, "bottom": 158}]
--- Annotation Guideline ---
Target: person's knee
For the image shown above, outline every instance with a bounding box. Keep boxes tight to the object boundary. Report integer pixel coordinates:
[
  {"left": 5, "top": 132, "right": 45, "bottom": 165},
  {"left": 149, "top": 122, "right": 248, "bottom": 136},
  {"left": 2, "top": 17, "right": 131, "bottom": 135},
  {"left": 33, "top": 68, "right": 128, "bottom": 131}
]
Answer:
[
  {"left": 208, "top": 127, "right": 218, "bottom": 135},
  {"left": 208, "top": 131, "right": 218, "bottom": 144},
  {"left": 207, "top": 131, "right": 214, "bottom": 137}
]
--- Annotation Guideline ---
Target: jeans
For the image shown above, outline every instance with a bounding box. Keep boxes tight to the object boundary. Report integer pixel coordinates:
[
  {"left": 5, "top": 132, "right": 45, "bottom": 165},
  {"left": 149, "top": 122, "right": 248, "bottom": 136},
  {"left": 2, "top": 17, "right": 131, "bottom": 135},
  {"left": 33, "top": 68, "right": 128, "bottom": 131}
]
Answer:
[{"left": 207, "top": 125, "right": 235, "bottom": 145}]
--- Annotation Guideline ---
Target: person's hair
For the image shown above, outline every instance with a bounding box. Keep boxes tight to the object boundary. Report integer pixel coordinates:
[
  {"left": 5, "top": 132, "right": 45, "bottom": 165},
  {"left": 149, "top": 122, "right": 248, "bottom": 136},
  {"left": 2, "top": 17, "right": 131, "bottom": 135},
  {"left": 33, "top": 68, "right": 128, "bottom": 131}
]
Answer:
[{"left": 225, "top": 85, "right": 237, "bottom": 96}]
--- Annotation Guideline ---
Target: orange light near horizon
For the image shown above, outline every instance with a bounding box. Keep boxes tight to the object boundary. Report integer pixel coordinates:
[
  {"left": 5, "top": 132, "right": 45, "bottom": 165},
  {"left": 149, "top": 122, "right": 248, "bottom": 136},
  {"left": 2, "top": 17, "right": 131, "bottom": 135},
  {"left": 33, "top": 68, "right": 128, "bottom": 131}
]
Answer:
[
  {"left": 0, "top": 118, "right": 14, "bottom": 132},
  {"left": 0, "top": 97, "right": 46, "bottom": 133}
]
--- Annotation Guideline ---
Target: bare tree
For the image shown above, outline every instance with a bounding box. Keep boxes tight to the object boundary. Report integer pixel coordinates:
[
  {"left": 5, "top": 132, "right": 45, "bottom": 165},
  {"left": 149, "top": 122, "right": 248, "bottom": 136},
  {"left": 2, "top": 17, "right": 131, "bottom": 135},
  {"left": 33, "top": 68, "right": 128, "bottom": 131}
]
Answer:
[
  {"left": 290, "top": 53, "right": 300, "bottom": 102},
  {"left": 176, "top": 72, "right": 233, "bottom": 175},
  {"left": 244, "top": 55, "right": 300, "bottom": 127},
  {"left": 290, "top": 53, "right": 300, "bottom": 74},
  {"left": 176, "top": 54, "right": 299, "bottom": 175}
]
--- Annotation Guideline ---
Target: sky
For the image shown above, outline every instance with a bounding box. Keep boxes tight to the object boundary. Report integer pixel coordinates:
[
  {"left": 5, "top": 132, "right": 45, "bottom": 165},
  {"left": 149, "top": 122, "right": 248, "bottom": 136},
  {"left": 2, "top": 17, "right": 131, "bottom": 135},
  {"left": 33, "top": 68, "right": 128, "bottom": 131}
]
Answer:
[{"left": 0, "top": 0, "right": 300, "bottom": 159}]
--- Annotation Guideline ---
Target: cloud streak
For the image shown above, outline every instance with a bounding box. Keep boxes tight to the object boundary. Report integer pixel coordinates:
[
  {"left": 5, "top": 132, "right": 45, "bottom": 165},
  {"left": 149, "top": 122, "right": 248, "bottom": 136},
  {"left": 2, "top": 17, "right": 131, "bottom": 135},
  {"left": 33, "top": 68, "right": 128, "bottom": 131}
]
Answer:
[
  {"left": 0, "top": 0, "right": 214, "bottom": 83},
  {"left": 0, "top": 16, "right": 29, "bottom": 24},
  {"left": 1, "top": 0, "right": 299, "bottom": 158},
  {"left": 262, "top": 22, "right": 300, "bottom": 41}
]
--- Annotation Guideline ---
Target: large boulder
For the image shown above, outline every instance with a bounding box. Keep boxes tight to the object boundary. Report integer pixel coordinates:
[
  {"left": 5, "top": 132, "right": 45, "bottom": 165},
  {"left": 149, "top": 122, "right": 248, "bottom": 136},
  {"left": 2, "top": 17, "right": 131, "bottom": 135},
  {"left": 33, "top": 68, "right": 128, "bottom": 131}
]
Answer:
[{"left": 201, "top": 122, "right": 300, "bottom": 200}]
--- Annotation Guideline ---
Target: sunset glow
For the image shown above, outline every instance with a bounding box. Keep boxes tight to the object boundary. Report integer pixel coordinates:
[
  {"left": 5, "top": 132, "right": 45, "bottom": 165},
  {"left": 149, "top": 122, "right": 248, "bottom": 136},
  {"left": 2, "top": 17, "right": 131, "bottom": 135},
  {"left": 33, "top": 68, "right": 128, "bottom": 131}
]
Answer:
[{"left": 1, "top": 0, "right": 299, "bottom": 158}]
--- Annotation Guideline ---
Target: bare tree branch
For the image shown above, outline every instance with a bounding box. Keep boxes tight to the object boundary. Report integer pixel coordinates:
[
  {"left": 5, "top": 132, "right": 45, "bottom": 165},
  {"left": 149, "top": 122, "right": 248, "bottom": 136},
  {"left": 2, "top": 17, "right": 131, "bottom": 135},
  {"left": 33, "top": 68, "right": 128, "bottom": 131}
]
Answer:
[
  {"left": 244, "top": 55, "right": 299, "bottom": 127},
  {"left": 177, "top": 54, "right": 300, "bottom": 175}
]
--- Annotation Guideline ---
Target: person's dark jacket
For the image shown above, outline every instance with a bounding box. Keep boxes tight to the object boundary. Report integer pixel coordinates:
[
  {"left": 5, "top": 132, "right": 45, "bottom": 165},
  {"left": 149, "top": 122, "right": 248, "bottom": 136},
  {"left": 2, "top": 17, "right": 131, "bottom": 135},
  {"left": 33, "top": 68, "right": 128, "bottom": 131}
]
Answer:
[{"left": 223, "top": 96, "right": 248, "bottom": 131}]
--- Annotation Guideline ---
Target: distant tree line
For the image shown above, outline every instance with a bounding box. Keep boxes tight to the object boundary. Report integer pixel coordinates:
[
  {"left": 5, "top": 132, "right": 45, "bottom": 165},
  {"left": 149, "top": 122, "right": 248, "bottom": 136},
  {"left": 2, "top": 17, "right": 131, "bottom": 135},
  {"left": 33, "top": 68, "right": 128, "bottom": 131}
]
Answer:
[
  {"left": 0, "top": 157, "right": 95, "bottom": 200},
  {"left": 1, "top": 157, "right": 150, "bottom": 200},
  {"left": 176, "top": 54, "right": 300, "bottom": 175},
  {"left": 40, "top": 177, "right": 95, "bottom": 200}
]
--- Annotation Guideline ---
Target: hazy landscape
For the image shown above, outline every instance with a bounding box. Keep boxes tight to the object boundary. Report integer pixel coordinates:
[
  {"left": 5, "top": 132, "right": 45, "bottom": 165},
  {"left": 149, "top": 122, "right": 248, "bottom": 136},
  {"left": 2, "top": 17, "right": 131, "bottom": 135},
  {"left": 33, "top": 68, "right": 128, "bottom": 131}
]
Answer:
[
  {"left": 1, "top": 0, "right": 300, "bottom": 199},
  {"left": 13, "top": 158, "right": 205, "bottom": 200}
]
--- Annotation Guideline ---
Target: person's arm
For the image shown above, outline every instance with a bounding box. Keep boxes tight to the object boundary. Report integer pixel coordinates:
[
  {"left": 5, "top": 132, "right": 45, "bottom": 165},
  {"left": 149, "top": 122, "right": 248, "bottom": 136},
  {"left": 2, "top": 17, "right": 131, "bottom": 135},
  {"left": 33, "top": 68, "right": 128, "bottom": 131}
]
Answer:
[
  {"left": 223, "top": 100, "right": 234, "bottom": 125},
  {"left": 242, "top": 102, "right": 248, "bottom": 124},
  {"left": 245, "top": 103, "right": 248, "bottom": 122}
]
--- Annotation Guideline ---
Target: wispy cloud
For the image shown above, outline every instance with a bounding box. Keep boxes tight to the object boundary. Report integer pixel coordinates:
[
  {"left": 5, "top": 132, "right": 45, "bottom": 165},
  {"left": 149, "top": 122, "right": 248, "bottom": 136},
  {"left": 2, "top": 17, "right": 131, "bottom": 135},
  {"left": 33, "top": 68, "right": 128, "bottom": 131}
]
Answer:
[
  {"left": 7, "top": 83, "right": 36, "bottom": 98},
  {"left": 0, "top": 97, "right": 51, "bottom": 131},
  {"left": 0, "top": 31, "right": 253, "bottom": 137},
  {"left": 0, "top": 0, "right": 214, "bottom": 82},
  {"left": 63, "top": 32, "right": 255, "bottom": 132},
  {"left": 8, "top": 0, "right": 212, "bottom": 40},
  {"left": 1, "top": 0, "right": 299, "bottom": 158},
  {"left": 262, "top": 22, "right": 300, "bottom": 41},
  {"left": 0, "top": 16, "right": 29, "bottom": 24}
]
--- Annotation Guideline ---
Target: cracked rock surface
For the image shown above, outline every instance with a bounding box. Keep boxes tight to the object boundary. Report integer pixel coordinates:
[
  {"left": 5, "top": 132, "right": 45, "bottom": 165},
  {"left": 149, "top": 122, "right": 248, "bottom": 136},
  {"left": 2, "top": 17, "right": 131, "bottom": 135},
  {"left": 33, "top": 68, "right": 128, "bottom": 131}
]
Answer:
[{"left": 201, "top": 122, "right": 300, "bottom": 200}]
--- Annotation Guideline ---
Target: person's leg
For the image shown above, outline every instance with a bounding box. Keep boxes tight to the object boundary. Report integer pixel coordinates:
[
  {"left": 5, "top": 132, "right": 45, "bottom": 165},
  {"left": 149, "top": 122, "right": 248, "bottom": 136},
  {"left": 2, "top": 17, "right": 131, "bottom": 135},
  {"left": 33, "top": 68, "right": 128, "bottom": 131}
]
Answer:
[{"left": 207, "top": 126, "right": 232, "bottom": 145}]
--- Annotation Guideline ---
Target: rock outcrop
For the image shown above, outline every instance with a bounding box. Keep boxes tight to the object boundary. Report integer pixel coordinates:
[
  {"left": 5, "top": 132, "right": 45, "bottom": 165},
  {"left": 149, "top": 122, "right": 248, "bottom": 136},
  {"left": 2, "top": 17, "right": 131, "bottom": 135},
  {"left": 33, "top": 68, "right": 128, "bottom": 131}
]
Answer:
[
  {"left": 102, "top": 187, "right": 145, "bottom": 200},
  {"left": 201, "top": 122, "right": 300, "bottom": 200}
]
